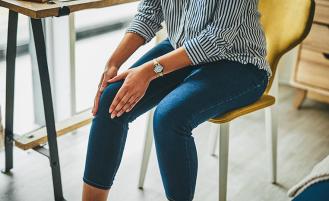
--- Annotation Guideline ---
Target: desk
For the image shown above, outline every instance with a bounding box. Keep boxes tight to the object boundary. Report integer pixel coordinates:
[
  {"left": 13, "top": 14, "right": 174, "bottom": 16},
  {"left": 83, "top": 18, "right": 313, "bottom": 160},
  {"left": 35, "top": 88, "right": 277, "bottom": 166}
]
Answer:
[{"left": 0, "top": 0, "right": 136, "bottom": 200}]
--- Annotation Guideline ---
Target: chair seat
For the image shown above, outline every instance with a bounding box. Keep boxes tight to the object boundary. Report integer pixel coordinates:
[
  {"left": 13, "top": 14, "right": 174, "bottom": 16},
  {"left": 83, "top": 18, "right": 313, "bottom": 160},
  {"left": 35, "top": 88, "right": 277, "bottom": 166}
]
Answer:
[{"left": 208, "top": 95, "right": 275, "bottom": 124}]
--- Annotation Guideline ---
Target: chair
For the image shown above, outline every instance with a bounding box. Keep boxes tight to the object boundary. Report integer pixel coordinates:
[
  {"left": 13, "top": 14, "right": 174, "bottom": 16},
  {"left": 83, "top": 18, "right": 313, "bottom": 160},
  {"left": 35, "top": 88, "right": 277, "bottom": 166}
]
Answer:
[{"left": 137, "top": 0, "right": 315, "bottom": 200}]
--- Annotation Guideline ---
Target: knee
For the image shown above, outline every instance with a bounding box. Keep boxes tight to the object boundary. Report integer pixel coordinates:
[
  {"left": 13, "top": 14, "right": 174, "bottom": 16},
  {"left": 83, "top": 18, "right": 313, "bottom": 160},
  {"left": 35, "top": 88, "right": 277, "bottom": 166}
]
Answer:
[
  {"left": 153, "top": 103, "right": 193, "bottom": 136},
  {"left": 96, "top": 80, "right": 127, "bottom": 122},
  {"left": 96, "top": 81, "right": 121, "bottom": 116}
]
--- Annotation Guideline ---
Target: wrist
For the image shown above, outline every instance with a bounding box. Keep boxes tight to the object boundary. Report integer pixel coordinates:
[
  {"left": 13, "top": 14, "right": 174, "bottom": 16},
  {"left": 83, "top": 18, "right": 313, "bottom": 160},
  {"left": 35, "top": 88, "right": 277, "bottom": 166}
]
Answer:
[
  {"left": 106, "top": 59, "right": 121, "bottom": 70},
  {"left": 142, "top": 61, "right": 158, "bottom": 81},
  {"left": 105, "top": 63, "right": 120, "bottom": 72}
]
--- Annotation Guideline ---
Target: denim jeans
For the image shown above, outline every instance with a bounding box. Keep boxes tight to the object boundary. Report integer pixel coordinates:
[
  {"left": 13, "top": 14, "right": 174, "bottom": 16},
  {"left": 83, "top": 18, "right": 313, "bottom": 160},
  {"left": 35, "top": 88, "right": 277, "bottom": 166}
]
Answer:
[{"left": 83, "top": 37, "right": 268, "bottom": 201}]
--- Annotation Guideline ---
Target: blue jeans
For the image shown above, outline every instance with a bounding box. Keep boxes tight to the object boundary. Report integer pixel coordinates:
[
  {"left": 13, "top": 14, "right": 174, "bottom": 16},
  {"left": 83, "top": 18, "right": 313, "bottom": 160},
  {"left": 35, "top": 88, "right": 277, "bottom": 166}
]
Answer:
[{"left": 83, "top": 37, "right": 268, "bottom": 201}]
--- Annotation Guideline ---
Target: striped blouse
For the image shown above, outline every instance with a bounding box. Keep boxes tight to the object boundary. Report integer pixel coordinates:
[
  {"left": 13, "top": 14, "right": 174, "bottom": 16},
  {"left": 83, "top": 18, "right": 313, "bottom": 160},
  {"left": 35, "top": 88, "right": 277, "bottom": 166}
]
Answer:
[{"left": 125, "top": 0, "right": 272, "bottom": 78}]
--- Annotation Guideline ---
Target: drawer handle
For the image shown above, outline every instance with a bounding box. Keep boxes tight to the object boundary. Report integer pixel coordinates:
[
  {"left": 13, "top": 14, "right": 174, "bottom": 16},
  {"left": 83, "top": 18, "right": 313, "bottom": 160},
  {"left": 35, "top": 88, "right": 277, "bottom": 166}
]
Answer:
[{"left": 323, "top": 53, "right": 329, "bottom": 60}]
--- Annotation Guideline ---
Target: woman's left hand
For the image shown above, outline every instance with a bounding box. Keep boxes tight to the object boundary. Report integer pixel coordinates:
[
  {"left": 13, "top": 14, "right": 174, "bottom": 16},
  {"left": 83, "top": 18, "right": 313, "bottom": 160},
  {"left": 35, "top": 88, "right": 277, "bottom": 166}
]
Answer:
[{"left": 107, "top": 65, "right": 154, "bottom": 118}]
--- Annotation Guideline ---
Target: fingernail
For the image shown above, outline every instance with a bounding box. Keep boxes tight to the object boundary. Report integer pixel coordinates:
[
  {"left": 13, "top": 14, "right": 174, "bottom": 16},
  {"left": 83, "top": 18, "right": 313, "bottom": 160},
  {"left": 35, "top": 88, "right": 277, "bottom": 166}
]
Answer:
[
  {"left": 111, "top": 114, "right": 115, "bottom": 119},
  {"left": 109, "top": 108, "right": 113, "bottom": 113},
  {"left": 100, "top": 87, "right": 104, "bottom": 92}
]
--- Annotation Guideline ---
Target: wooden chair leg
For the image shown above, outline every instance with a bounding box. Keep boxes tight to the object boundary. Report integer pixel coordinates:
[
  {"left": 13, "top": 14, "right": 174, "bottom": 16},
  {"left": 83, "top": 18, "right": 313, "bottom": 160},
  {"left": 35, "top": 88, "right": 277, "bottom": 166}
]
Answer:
[
  {"left": 209, "top": 123, "right": 220, "bottom": 156},
  {"left": 265, "top": 106, "right": 278, "bottom": 184},
  {"left": 219, "top": 122, "right": 230, "bottom": 201},
  {"left": 138, "top": 108, "right": 155, "bottom": 189}
]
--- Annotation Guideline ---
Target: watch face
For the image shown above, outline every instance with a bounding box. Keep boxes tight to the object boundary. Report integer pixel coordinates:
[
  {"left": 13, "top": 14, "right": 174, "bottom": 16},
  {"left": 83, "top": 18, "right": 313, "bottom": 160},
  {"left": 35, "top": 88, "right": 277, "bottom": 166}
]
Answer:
[{"left": 154, "top": 64, "right": 163, "bottom": 73}]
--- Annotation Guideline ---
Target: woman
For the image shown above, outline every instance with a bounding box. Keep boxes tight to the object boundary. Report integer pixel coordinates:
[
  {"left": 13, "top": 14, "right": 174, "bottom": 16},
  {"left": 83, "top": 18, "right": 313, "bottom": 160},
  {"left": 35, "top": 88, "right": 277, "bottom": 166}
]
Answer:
[{"left": 82, "top": 0, "right": 272, "bottom": 200}]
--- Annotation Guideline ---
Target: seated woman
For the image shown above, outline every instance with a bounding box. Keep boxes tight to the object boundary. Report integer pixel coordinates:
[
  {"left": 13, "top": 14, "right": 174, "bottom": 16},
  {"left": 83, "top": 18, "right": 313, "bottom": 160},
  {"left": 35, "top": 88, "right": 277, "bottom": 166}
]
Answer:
[{"left": 81, "top": 0, "right": 272, "bottom": 200}]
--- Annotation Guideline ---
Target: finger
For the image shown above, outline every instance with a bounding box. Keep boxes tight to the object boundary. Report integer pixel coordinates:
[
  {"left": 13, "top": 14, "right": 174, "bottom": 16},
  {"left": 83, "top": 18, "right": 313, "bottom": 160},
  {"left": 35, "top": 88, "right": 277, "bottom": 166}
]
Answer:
[
  {"left": 126, "top": 100, "right": 137, "bottom": 113},
  {"left": 117, "top": 95, "right": 136, "bottom": 116},
  {"left": 97, "top": 73, "right": 104, "bottom": 89},
  {"left": 109, "top": 88, "right": 127, "bottom": 116},
  {"left": 112, "top": 92, "right": 131, "bottom": 115},
  {"left": 92, "top": 91, "right": 102, "bottom": 116},
  {"left": 107, "top": 71, "right": 127, "bottom": 83},
  {"left": 99, "top": 76, "right": 109, "bottom": 92},
  {"left": 98, "top": 73, "right": 108, "bottom": 92},
  {"left": 126, "top": 96, "right": 141, "bottom": 112}
]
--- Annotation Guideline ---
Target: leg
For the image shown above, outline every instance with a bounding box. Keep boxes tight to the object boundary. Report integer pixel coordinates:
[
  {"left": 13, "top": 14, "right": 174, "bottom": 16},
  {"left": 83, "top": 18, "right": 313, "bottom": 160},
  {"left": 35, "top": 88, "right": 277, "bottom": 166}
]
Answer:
[
  {"left": 218, "top": 122, "right": 229, "bottom": 201},
  {"left": 138, "top": 107, "right": 155, "bottom": 189},
  {"left": 209, "top": 123, "right": 220, "bottom": 156},
  {"left": 265, "top": 69, "right": 278, "bottom": 184},
  {"left": 82, "top": 38, "right": 197, "bottom": 200},
  {"left": 293, "top": 88, "right": 307, "bottom": 109},
  {"left": 3, "top": 10, "right": 18, "bottom": 173},
  {"left": 82, "top": 184, "right": 109, "bottom": 201},
  {"left": 30, "top": 18, "right": 65, "bottom": 201},
  {"left": 152, "top": 60, "right": 269, "bottom": 201},
  {"left": 265, "top": 105, "right": 278, "bottom": 184}
]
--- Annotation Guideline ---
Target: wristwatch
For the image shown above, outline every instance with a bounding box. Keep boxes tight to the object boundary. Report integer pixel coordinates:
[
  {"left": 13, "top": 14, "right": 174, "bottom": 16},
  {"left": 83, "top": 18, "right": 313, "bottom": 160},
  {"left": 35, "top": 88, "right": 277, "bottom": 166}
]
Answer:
[{"left": 152, "top": 58, "right": 164, "bottom": 77}]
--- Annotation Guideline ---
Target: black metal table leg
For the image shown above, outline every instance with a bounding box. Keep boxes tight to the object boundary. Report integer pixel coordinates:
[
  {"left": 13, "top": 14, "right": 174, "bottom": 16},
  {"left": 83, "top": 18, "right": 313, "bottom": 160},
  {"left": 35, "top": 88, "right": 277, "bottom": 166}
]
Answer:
[
  {"left": 2, "top": 10, "right": 18, "bottom": 173},
  {"left": 30, "top": 18, "right": 66, "bottom": 201}
]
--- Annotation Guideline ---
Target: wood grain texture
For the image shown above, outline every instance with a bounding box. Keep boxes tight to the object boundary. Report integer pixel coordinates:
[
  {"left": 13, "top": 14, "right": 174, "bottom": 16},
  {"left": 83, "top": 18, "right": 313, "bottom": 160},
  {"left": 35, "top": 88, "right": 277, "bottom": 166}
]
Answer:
[
  {"left": 291, "top": 0, "right": 329, "bottom": 107},
  {"left": 303, "top": 23, "right": 329, "bottom": 53},
  {"left": 0, "top": 85, "right": 328, "bottom": 201},
  {"left": 293, "top": 88, "right": 307, "bottom": 109},
  {"left": 314, "top": 0, "right": 329, "bottom": 24},
  {"left": 296, "top": 48, "right": 329, "bottom": 91},
  {"left": 14, "top": 109, "right": 92, "bottom": 150},
  {"left": 0, "top": 0, "right": 137, "bottom": 19},
  {"left": 308, "top": 90, "right": 329, "bottom": 104}
]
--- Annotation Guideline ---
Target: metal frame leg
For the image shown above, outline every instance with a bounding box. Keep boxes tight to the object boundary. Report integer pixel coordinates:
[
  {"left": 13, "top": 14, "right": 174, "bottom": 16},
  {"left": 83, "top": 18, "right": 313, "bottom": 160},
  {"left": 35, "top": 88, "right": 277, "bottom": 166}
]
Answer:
[
  {"left": 3, "top": 10, "right": 18, "bottom": 173},
  {"left": 30, "top": 18, "right": 65, "bottom": 201}
]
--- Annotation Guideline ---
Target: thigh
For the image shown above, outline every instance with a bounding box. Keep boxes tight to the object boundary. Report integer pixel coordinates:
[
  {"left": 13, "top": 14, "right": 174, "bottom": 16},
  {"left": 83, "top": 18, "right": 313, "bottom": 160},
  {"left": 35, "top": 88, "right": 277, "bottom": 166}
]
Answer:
[
  {"left": 155, "top": 60, "right": 269, "bottom": 130},
  {"left": 96, "top": 38, "right": 197, "bottom": 122}
]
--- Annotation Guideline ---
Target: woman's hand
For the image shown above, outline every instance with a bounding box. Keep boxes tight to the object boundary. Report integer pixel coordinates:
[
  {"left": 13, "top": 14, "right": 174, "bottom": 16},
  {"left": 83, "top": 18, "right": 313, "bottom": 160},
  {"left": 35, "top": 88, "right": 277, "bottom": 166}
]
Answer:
[
  {"left": 107, "top": 64, "right": 154, "bottom": 119},
  {"left": 92, "top": 65, "right": 119, "bottom": 116}
]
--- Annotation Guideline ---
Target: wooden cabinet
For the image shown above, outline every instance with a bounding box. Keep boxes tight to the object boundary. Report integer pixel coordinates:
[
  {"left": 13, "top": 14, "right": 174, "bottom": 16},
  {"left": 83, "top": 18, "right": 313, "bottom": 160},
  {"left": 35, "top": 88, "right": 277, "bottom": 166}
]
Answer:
[{"left": 291, "top": 0, "right": 329, "bottom": 108}]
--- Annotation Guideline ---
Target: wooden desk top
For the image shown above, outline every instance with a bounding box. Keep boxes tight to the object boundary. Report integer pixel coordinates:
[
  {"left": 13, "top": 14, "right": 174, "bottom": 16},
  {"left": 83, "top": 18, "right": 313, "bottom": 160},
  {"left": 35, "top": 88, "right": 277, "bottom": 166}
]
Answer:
[{"left": 0, "top": 0, "right": 137, "bottom": 19}]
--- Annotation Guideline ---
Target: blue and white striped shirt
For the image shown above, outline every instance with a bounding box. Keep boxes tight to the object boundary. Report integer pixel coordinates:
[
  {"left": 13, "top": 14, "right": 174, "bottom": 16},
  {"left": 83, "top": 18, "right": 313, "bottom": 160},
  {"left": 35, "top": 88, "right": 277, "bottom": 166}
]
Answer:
[{"left": 125, "top": 0, "right": 272, "bottom": 78}]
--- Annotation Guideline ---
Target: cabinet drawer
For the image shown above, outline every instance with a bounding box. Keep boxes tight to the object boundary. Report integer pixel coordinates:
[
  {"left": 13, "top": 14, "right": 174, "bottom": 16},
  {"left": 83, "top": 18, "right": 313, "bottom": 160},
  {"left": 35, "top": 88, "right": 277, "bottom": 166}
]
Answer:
[
  {"left": 314, "top": 0, "right": 329, "bottom": 24},
  {"left": 303, "top": 23, "right": 329, "bottom": 52},
  {"left": 296, "top": 48, "right": 329, "bottom": 90}
]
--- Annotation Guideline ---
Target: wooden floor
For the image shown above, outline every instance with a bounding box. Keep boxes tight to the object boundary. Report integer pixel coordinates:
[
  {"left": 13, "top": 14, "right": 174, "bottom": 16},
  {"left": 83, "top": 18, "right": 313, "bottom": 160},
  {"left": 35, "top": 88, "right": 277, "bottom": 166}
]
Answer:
[{"left": 0, "top": 85, "right": 329, "bottom": 201}]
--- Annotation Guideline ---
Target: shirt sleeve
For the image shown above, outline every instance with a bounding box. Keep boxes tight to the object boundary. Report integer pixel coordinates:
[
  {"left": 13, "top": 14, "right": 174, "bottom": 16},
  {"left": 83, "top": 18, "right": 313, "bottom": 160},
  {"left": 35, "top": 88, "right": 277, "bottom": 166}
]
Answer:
[
  {"left": 182, "top": 0, "right": 248, "bottom": 65},
  {"left": 125, "top": 0, "right": 164, "bottom": 44}
]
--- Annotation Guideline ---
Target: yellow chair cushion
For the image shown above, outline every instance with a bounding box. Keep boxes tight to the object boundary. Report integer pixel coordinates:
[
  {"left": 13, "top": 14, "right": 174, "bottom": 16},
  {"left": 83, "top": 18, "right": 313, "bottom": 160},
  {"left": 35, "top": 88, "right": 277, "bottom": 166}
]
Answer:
[{"left": 208, "top": 95, "right": 275, "bottom": 124}]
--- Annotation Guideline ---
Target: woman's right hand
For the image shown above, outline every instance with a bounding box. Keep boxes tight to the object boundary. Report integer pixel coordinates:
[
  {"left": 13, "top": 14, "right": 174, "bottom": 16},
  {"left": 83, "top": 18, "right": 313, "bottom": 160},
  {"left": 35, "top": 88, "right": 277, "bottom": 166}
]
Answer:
[{"left": 92, "top": 65, "right": 119, "bottom": 116}]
